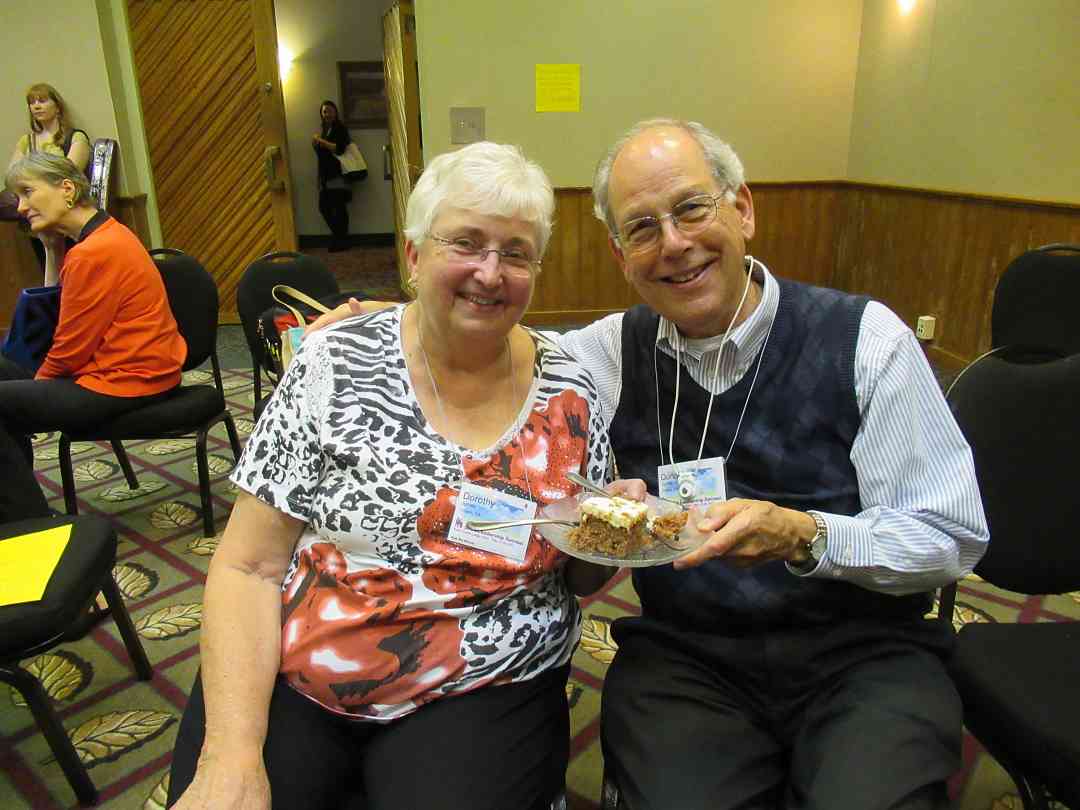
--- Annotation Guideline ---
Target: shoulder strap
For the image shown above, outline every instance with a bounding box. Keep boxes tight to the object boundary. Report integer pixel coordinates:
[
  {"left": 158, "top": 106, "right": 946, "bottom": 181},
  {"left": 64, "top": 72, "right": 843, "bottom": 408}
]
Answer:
[{"left": 271, "top": 284, "right": 332, "bottom": 325}]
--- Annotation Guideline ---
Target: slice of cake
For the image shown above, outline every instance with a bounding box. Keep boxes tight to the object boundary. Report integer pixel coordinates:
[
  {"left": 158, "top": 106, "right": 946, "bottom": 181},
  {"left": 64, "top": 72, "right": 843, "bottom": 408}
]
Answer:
[
  {"left": 568, "top": 496, "right": 652, "bottom": 557},
  {"left": 649, "top": 510, "right": 689, "bottom": 544}
]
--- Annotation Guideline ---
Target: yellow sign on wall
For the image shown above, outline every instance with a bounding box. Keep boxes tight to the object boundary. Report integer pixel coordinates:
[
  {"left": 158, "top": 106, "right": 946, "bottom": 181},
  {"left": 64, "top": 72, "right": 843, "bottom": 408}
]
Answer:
[{"left": 535, "top": 64, "right": 581, "bottom": 112}]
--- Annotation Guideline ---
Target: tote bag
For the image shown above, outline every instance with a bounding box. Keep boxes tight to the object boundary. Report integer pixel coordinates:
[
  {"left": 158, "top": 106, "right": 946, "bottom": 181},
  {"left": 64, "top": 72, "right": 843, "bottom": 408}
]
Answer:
[
  {"left": 2, "top": 286, "right": 62, "bottom": 373},
  {"left": 336, "top": 143, "right": 368, "bottom": 183}
]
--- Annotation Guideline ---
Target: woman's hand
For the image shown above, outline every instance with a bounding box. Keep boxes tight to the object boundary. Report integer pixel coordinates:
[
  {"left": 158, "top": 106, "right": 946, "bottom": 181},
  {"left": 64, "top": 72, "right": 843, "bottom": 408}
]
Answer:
[
  {"left": 606, "top": 478, "right": 647, "bottom": 501},
  {"left": 171, "top": 747, "right": 270, "bottom": 810}
]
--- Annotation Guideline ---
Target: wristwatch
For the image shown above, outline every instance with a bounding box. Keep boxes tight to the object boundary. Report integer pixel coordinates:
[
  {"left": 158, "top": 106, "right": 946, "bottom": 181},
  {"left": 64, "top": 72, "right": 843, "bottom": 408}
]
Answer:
[
  {"left": 789, "top": 511, "right": 828, "bottom": 573},
  {"left": 806, "top": 511, "right": 828, "bottom": 564}
]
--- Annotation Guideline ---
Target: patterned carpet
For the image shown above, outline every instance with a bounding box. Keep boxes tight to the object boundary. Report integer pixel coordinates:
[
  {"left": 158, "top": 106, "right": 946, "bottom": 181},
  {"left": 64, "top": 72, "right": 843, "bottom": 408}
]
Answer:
[{"left": 1, "top": 368, "right": 1077, "bottom": 809}]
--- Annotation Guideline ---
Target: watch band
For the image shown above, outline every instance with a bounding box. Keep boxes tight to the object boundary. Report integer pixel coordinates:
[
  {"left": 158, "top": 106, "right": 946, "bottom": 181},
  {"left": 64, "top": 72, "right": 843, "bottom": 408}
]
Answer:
[{"left": 808, "top": 511, "right": 828, "bottom": 562}]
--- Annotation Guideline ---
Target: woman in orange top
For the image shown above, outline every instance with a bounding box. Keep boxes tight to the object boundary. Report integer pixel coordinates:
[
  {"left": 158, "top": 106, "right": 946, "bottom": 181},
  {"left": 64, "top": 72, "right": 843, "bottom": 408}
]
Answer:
[{"left": 0, "top": 152, "right": 186, "bottom": 518}]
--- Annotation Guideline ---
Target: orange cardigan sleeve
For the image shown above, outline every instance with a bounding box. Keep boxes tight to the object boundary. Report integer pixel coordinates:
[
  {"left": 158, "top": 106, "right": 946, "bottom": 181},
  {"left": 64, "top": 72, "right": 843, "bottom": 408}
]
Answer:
[{"left": 35, "top": 251, "right": 121, "bottom": 379}]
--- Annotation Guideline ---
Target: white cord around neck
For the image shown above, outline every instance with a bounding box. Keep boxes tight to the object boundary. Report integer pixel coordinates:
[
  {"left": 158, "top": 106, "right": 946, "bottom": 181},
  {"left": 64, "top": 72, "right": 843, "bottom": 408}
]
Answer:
[
  {"left": 654, "top": 256, "right": 774, "bottom": 477},
  {"left": 415, "top": 309, "right": 534, "bottom": 502}
]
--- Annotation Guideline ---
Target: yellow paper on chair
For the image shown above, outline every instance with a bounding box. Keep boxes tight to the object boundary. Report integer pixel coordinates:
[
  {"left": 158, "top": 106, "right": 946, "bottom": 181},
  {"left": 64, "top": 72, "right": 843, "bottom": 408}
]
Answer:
[{"left": 0, "top": 525, "right": 72, "bottom": 607}]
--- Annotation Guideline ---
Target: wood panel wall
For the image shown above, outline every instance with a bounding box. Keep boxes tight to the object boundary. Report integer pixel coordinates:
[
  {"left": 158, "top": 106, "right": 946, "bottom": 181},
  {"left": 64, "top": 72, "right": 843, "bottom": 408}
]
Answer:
[{"left": 535, "top": 183, "right": 1080, "bottom": 368}]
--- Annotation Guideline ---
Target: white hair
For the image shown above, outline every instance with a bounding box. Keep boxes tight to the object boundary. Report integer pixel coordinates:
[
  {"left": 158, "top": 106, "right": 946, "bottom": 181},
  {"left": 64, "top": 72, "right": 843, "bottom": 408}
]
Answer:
[
  {"left": 404, "top": 141, "right": 555, "bottom": 255},
  {"left": 592, "top": 118, "right": 745, "bottom": 234}
]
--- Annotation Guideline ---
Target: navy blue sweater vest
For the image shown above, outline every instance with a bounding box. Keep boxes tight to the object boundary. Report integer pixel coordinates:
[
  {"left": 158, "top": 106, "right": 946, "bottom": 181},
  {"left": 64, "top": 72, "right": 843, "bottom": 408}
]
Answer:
[{"left": 609, "top": 278, "right": 930, "bottom": 631}]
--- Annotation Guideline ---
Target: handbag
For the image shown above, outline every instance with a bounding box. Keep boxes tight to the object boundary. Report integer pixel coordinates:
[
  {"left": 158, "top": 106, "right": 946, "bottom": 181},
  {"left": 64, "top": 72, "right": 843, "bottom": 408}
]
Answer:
[
  {"left": 2, "top": 286, "right": 62, "bottom": 373},
  {"left": 336, "top": 143, "right": 368, "bottom": 183},
  {"left": 258, "top": 285, "right": 333, "bottom": 379}
]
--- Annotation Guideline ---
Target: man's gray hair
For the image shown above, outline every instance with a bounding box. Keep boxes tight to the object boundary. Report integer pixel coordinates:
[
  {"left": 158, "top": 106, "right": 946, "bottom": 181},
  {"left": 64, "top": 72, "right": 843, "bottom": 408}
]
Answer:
[
  {"left": 5, "top": 152, "right": 92, "bottom": 206},
  {"left": 404, "top": 141, "right": 555, "bottom": 255},
  {"left": 592, "top": 118, "right": 745, "bottom": 234}
]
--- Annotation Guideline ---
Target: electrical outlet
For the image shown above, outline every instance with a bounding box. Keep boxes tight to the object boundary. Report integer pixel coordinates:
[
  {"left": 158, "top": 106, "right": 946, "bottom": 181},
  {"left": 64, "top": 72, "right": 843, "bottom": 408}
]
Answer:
[{"left": 915, "top": 315, "right": 936, "bottom": 340}]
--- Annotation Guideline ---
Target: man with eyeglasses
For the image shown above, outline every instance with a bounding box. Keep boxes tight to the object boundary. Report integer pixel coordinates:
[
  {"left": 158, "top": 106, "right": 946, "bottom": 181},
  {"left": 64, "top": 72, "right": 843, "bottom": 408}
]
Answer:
[
  {"left": 570, "top": 119, "right": 987, "bottom": 810},
  {"left": 306, "top": 121, "right": 987, "bottom": 809}
]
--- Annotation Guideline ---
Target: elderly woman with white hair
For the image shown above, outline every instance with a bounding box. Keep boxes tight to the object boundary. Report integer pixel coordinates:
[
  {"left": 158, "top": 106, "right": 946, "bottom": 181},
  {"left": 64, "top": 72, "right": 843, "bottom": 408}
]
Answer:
[{"left": 168, "top": 141, "right": 626, "bottom": 810}]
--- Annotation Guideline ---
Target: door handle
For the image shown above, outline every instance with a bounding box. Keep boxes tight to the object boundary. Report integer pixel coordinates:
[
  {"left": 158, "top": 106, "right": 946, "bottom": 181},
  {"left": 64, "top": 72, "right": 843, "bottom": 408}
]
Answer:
[
  {"left": 383, "top": 143, "right": 392, "bottom": 181},
  {"left": 264, "top": 145, "right": 284, "bottom": 191}
]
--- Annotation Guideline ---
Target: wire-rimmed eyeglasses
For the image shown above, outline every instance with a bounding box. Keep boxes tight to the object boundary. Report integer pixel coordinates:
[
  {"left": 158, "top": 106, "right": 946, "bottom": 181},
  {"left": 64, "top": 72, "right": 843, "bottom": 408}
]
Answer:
[
  {"left": 615, "top": 193, "right": 726, "bottom": 255},
  {"left": 429, "top": 234, "right": 542, "bottom": 278}
]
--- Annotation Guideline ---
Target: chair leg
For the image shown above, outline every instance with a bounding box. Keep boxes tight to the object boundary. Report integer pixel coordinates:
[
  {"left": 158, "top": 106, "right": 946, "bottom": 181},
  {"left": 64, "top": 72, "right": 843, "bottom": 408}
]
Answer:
[
  {"left": 110, "top": 440, "right": 139, "bottom": 489},
  {"left": 0, "top": 664, "right": 98, "bottom": 806},
  {"left": 195, "top": 427, "right": 215, "bottom": 537},
  {"left": 59, "top": 435, "right": 79, "bottom": 515},
  {"left": 223, "top": 411, "right": 243, "bottom": 461},
  {"left": 100, "top": 570, "right": 153, "bottom": 681}
]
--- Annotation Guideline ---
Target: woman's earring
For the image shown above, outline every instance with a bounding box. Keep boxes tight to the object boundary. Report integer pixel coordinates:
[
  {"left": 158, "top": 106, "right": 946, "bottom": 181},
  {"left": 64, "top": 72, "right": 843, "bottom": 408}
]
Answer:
[
  {"left": 65, "top": 198, "right": 75, "bottom": 209},
  {"left": 404, "top": 275, "right": 418, "bottom": 296}
]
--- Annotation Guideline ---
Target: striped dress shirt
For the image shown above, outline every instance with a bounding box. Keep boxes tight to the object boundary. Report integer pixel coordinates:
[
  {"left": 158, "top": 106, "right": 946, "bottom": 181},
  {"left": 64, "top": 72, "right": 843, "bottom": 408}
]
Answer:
[{"left": 551, "top": 259, "right": 989, "bottom": 596}]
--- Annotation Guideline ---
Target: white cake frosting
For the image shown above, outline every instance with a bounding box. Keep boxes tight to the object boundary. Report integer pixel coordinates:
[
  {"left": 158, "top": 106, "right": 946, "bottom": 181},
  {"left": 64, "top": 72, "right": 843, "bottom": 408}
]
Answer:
[{"left": 579, "top": 495, "right": 649, "bottom": 529}]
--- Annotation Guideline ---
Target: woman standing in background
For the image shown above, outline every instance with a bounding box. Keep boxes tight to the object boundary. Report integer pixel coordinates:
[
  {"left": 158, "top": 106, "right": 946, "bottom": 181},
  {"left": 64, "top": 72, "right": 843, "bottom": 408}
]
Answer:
[{"left": 312, "top": 99, "right": 352, "bottom": 252}]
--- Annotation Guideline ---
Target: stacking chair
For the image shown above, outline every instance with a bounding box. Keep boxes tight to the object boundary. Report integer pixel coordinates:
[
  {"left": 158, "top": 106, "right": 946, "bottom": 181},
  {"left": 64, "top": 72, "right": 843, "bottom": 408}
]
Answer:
[
  {"left": 235, "top": 251, "right": 338, "bottom": 410},
  {"left": 943, "top": 349, "right": 1080, "bottom": 809},
  {"left": 59, "top": 249, "right": 241, "bottom": 537},
  {"left": 88, "top": 138, "right": 118, "bottom": 211},
  {"left": 991, "top": 243, "right": 1080, "bottom": 357},
  {"left": 0, "top": 515, "right": 153, "bottom": 806}
]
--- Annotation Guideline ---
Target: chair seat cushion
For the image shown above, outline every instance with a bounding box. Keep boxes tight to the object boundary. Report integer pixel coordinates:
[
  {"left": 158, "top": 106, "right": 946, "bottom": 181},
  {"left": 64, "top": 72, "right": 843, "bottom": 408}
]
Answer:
[
  {"left": 951, "top": 621, "right": 1080, "bottom": 806},
  {"left": 69, "top": 385, "right": 225, "bottom": 439},
  {"left": 0, "top": 516, "right": 116, "bottom": 657}
]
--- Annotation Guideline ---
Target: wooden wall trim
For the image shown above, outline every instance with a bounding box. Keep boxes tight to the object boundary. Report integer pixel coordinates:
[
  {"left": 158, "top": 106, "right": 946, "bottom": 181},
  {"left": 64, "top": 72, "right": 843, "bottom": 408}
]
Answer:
[{"left": 542, "top": 183, "right": 1080, "bottom": 362}]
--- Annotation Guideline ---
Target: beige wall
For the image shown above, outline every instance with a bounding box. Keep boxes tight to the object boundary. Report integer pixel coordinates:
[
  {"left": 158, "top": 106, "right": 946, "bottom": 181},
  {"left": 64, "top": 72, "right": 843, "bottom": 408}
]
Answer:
[
  {"left": 3, "top": 2, "right": 119, "bottom": 173},
  {"left": 414, "top": 0, "right": 865, "bottom": 187},
  {"left": 849, "top": 0, "right": 1080, "bottom": 203},
  {"left": 276, "top": 0, "right": 396, "bottom": 235},
  {"left": 2, "top": 0, "right": 162, "bottom": 243}
]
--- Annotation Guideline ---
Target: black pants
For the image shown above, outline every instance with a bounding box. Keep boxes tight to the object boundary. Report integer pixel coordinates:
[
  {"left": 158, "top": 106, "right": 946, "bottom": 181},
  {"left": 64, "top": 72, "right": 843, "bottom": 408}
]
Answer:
[
  {"left": 601, "top": 616, "right": 960, "bottom": 810},
  {"left": 168, "top": 665, "right": 570, "bottom": 810},
  {"left": 318, "top": 187, "right": 351, "bottom": 248},
  {"left": 0, "top": 356, "right": 174, "bottom": 520}
]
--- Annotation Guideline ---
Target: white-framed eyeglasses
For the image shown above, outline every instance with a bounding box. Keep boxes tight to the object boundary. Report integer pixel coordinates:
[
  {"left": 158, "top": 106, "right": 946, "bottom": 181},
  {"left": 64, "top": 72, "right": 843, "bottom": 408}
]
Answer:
[
  {"left": 429, "top": 234, "right": 542, "bottom": 278},
  {"left": 615, "top": 193, "right": 726, "bottom": 255}
]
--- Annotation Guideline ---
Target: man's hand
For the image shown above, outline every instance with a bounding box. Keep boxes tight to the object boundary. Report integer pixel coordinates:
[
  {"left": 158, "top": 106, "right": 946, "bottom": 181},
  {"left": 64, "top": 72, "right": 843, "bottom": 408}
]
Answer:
[
  {"left": 170, "top": 748, "right": 270, "bottom": 810},
  {"left": 673, "top": 498, "right": 816, "bottom": 570},
  {"left": 303, "top": 298, "right": 393, "bottom": 336}
]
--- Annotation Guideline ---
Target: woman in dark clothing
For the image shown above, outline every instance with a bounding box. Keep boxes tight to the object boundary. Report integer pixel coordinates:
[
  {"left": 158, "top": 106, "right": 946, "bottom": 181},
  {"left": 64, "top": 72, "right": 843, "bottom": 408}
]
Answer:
[{"left": 312, "top": 100, "right": 352, "bottom": 252}]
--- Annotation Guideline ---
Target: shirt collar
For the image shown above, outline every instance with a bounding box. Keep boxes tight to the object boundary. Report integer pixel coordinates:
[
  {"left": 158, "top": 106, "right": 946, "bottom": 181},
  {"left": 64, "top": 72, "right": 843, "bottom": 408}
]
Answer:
[
  {"left": 77, "top": 209, "right": 110, "bottom": 242},
  {"left": 655, "top": 257, "right": 779, "bottom": 361}
]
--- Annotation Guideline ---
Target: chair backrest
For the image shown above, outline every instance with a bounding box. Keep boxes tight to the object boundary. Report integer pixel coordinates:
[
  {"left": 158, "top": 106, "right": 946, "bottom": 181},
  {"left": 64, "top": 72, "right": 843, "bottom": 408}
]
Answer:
[
  {"left": 946, "top": 350, "right": 1080, "bottom": 594},
  {"left": 235, "top": 251, "right": 338, "bottom": 364},
  {"left": 88, "top": 138, "right": 117, "bottom": 211},
  {"left": 992, "top": 244, "right": 1080, "bottom": 356},
  {"left": 149, "top": 248, "right": 219, "bottom": 371}
]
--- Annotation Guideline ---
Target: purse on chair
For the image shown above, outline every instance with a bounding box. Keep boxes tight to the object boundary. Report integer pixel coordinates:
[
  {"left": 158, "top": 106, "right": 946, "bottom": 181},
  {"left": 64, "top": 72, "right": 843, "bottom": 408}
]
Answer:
[
  {"left": 336, "top": 142, "right": 368, "bottom": 183},
  {"left": 2, "top": 286, "right": 62, "bottom": 373},
  {"left": 258, "top": 284, "right": 333, "bottom": 379}
]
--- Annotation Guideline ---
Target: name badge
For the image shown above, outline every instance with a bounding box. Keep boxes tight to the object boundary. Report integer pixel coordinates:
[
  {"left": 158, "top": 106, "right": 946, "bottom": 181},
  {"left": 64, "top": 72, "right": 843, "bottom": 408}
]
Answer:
[
  {"left": 446, "top": 482, "right": 538, "bottom": 563},
  {"left": 658, "top": 456, "right": 727, "bottom": 509}
]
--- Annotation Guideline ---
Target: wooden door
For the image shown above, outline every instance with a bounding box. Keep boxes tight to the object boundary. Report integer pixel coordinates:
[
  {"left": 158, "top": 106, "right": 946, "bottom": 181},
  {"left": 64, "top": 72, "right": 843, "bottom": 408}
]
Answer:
[
  {"left": 127, "top": 0, "right": 296, "bottom": 321},
  {"left": 383, "top": 1, "right": 422, "bottom": 291}
]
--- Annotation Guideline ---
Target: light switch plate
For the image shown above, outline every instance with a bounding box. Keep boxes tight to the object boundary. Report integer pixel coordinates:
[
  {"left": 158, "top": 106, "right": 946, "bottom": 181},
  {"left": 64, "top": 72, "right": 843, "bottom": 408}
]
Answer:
[{"left": 450, "top": 107, "right": 485, "bottom": 144}]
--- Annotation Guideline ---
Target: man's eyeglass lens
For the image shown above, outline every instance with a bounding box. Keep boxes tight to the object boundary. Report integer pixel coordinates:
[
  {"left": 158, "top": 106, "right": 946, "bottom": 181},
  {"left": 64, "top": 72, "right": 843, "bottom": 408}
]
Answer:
[{"left": 620, "top": 194, "right": 720, "bottom": 253}]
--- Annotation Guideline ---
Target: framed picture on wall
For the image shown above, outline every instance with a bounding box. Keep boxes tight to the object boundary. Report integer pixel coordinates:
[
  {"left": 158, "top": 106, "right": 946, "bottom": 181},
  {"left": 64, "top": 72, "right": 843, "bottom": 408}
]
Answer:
[{"left": 337, "top": 61, "right": 388, "bottom": 129}]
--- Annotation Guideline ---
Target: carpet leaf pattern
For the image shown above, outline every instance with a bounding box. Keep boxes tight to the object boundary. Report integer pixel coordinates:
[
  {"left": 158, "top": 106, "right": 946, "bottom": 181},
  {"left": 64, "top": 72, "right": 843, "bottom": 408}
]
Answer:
[
  {"left": 150, "top": 502, "right": 199, "bottom": 529},
  {"left": 3, "top": 368, "right": 1077, "bottom": 810},
  {"left": 113, "top": 563, "right": 160, "bottom": 600},
  {"left": 75, "top": 460, "right": 117, "bottom": 482},
  {"left": 135, "top": 604, "right": 202, "bottom": 640},
  {"left": 100, "top": 479, "right": 169, "bottom": 502},
  {"left": 10, "top": 652, "right": 92, "bottom": 707},
  {"left": 580, "top": 617, "right": 618, "bottom": 664},
  {"left": 69, "top": 710, "right": 175, "bottom": 767}
]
